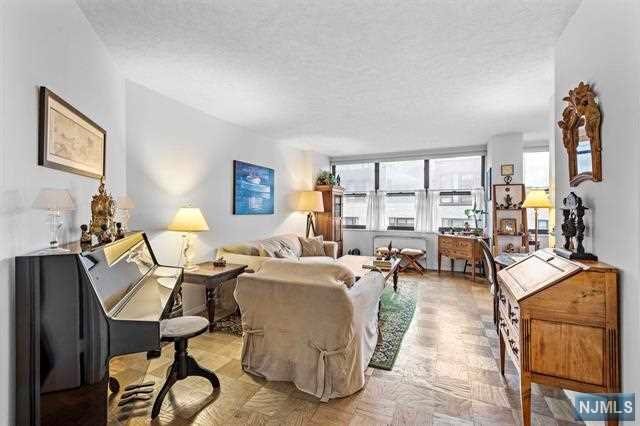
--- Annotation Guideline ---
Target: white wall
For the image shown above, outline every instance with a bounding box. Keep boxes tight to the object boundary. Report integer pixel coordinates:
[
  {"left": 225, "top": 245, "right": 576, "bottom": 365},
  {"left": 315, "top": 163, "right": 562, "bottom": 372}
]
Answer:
[
  {"left": 126, "top": 81, "right": 328, "bottom": 312},
  {"left": 554, "top": 0, "right": 640, "bottom": 417},
  {"left": 0, "top": 0, "right": 127, "bottom": 423}
]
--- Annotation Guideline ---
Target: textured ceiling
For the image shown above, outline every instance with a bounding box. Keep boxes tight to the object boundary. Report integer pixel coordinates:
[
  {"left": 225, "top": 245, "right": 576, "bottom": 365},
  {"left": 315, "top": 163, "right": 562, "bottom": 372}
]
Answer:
[{"left": 76, "top": 0, "right": 580, "bottom": 157}]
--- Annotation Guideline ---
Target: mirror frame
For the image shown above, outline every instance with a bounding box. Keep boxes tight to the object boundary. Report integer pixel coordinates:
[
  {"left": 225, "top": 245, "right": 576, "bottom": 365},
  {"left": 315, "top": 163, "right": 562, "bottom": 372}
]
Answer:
[{"left": 557, "top": 82, "right": 602, "bottom": 187}]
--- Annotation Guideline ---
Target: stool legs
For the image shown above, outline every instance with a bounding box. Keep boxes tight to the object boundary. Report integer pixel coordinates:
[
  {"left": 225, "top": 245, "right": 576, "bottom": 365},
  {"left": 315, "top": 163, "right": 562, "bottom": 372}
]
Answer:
[{"left": 151, "top": 338, "right": 220, "bottom": 419}]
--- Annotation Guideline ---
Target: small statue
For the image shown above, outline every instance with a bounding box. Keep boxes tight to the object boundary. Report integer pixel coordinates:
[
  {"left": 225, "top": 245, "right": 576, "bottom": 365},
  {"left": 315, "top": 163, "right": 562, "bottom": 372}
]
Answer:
[
  {"left": 212, "top": 257, "right": 227, "bottom": 267},
  {"left": 80, "top": 224, "right": 92, "bottom": 246},
  {"left": 463, "top": 222, "right": 471, "bottom": 233},
  {"left": 336, "top": 175, "right": 341, "bottom": 186},
  {"left": 99, "top": 223, "right": 112, "bottom": 244},
  {"left": 115, "top": 222, "right": 126, "bottom": 240}
]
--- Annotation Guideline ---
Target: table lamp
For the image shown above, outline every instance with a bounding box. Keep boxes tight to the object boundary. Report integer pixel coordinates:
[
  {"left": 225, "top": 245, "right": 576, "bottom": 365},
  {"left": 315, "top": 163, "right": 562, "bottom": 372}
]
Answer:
[
  {"left": 168, "top": 207, "right": 210, "bottom": 271},
  {"left": 116, "top": 195, "right": 135, "bottom": 232},
  {"left": 297, "top": 191, "right": 324, "bottom": 237},
  {"left": 32, "top": 188, "right": 76, "bottom": 249},
  {"left": 522, "top": 189, "right": 552, "bottom": 251}
]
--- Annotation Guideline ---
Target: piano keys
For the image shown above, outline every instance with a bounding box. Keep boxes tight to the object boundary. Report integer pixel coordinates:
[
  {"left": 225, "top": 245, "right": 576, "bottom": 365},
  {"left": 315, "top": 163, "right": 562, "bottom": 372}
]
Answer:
[{"left": 15, "top": 232, "right": 183, "bottom": 425}]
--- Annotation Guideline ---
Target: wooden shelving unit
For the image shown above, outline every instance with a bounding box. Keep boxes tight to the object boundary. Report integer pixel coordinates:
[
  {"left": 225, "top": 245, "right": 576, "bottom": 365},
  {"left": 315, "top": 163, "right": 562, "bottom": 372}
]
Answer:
[
  {"left": 315, "top": 185, "right": 344, "bottom": 257},
  {"left": 492, "top": 183, "right": 528, "bottom": 254}
]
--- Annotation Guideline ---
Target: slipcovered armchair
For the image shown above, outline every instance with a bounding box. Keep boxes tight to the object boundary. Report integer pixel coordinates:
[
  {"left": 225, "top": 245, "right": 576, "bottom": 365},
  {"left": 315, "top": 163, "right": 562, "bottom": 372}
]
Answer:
[{"left": 234, "top": 259, "right": 384, "bottom": 401}]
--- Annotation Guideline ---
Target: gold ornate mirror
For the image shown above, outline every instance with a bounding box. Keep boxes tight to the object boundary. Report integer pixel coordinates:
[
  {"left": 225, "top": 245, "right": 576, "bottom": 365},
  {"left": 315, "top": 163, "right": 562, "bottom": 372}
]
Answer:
[{"left": 558, "top": 82, "right": 602, "bottom": 186}]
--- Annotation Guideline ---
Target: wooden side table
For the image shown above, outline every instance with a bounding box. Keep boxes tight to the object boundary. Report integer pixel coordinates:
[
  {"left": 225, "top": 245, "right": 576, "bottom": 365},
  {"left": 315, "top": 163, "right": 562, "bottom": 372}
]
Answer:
[{"left": 183, "top": 262, "right": 247, "bottom": 332}]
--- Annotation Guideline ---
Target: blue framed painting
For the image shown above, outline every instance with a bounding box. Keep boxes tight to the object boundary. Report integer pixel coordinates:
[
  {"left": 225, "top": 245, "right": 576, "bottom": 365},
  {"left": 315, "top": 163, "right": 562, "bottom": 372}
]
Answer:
[{"left": 233, "top": 160, "right": 275, "bottom": 215}]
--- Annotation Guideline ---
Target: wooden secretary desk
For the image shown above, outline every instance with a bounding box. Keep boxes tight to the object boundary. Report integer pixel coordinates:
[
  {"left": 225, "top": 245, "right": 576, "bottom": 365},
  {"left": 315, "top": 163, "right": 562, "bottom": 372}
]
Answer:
[{"left": 497, "top": 249, "right": 620, "bottom": 426}]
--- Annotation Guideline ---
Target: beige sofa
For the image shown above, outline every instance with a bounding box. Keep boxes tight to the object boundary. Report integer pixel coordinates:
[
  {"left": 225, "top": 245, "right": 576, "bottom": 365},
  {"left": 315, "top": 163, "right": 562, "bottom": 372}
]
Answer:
[
  {"left": 217, "top": 234, "right": 338, "bottom": 271},
  {"left": 234, "top": 259, "right": 385, "bottom": 401}
]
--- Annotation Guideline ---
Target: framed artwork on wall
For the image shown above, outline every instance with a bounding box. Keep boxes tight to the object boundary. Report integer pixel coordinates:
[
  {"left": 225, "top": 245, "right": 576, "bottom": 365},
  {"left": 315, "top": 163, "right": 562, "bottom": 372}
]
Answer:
[
  {"left": 38, "top": 87, "right": 106, "bottom": 179},
  {"left": 233, "top": 160, "right": 275, "bottom": 215}
]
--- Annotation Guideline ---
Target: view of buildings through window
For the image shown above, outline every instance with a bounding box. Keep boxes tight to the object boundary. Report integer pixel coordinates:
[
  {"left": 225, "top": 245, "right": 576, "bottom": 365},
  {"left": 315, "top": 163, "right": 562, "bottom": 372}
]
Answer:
[
  {"left": 523, "top": 150, "right": 550, "bottom": 232},
  {"left": 335, "top": 156, "right": 483, "bottom": 230},
  {"left": 429, "top": 156, "right": 483, "bottom": 229}
]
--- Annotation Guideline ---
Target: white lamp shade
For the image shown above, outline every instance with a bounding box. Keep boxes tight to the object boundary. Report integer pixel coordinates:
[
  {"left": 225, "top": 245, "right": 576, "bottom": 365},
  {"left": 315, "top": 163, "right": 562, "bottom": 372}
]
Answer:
[
  {"left": 297, "top": 191, "right": 325, "bottom": 212},
  {"left": 522, "top": 190, "right": 552, "bottom": 209},
  {"left": 168, "top": 207, "right": 210, "bottom": 232},
  {"left": 32, "top": 189, "right": 76, "bottom": 211},
  {"left": 116, "top": 195, "right": 135, "bottom": 209}
]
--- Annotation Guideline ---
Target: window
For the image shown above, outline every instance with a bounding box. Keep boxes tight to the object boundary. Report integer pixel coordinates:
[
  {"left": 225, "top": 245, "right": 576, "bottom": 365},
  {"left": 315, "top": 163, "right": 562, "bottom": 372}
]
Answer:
[
  {"left": 523, "top": 151, "right": 550, "bottom": 233},
  {"left": 523, "top": 151, "right": 549, "bottom": 188},
  {"left": 335, "top": 163, "right": 375, "bottom": 229},
  {"left": 430, "top": 156, "right": 483, "bottom": 230},
  {"left": 379, "top": 160, "right": 424, "bottom": 230},
  {"left": 342, "top": 193, "right": 367, "bottom": 229},
  {"left": 334, "top": 163, "right": 375, "bottom": 192},
  {"left": 429, "top": 156, "right": 482, "bottom": 190},
  {"left": 333, "top": 155, "right": 484, "bottom": 232}
]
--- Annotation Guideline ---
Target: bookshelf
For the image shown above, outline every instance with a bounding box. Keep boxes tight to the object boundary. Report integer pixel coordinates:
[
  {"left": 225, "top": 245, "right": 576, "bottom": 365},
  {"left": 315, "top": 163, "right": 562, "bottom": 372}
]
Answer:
[{"left": 492, "top": 184, "right": 528, "bottom": 254}]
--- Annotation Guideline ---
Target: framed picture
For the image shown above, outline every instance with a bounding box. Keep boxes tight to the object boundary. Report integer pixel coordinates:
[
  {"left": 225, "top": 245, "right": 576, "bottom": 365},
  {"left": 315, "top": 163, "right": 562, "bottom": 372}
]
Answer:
[
  {"left": 233, "top": 160, "right": 275, "bottom": 215},
  {"left": 499, "top": 218, "right": 517, "bottom": 235},
  {"left": 38, "top": 87, "right": 106, "bottom": 179},
  {"left": 501, "top": 163, "right": 514, "bottom": 176}
]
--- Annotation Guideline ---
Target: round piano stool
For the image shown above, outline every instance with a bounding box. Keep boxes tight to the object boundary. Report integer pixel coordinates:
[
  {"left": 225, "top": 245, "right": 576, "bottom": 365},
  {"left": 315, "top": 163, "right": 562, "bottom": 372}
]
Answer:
[{"left": 151, "top": 316, "right": 220, "bottom": 419}]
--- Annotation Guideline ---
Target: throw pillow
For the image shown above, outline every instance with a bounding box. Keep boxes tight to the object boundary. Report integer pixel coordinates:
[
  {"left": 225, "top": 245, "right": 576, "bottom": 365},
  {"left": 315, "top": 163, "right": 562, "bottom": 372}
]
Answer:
[{"left": 298, "top": 235, "right": 325, "bottom": 257}]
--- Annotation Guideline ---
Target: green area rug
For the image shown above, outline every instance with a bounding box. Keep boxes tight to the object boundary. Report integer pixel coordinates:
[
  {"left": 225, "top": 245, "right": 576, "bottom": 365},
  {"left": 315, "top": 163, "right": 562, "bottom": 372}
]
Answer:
[{"left": 369, "top": 278, "right": 418, "bottom": 370}]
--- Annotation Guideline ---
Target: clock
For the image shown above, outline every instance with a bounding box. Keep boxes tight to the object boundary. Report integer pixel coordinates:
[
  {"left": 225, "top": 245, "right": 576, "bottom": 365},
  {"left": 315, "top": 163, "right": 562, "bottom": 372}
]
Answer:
[{"left": 563, "top": 192, "right": 580, "bottom": 210}]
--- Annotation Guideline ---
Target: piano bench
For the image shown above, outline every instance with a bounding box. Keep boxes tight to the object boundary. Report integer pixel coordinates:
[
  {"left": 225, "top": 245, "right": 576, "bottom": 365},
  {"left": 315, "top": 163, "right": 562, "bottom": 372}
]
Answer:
[{"left": 151, "top": 316, "right": 221, "bottom": 419}]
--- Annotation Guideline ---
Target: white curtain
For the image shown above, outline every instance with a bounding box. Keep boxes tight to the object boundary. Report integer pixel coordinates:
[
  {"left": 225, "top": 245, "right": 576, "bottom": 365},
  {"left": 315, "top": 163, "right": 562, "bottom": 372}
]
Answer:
[
  {"left": 415, "top": 190, "right": 428, "bottom": 232},
  {"left": 471, "top": 188, "right": 485, "bottom": 229},
  {"left": 425, "top": 190, "right": 440, "bottom": 232},
  {"left": 365, "top": 191, "right": 388, "bottom": 231}
]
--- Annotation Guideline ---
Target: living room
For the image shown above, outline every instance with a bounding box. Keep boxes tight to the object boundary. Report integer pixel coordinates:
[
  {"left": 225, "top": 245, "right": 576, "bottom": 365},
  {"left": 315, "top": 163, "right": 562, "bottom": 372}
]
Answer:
[{"left": 2, "top": 1, "right": 639, "bottom": 425}]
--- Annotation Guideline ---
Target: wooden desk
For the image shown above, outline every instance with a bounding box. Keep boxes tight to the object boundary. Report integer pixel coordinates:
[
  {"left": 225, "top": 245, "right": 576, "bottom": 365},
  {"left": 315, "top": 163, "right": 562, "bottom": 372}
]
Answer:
[
  {"left": 437, "top": 234, "right": 481, "bottom": 281},
  {"left": 183, "top": 262, "right": 247, "bottom": 332},
  {"left": 497, "top": 250, "right": 619, "bottom": 425}
]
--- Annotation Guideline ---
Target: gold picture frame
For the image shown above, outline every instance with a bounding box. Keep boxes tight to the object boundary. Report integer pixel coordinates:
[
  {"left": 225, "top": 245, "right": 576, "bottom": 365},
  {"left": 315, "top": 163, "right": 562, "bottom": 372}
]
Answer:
[
  {"left": 501, "top": 164, "right": 514, "bottom": 176},
  {"left": 38, "top": 87, "right": 106, "bottom": 179},
  {"left": 499, "top": 218, "right": 517, "bottom": 235}
]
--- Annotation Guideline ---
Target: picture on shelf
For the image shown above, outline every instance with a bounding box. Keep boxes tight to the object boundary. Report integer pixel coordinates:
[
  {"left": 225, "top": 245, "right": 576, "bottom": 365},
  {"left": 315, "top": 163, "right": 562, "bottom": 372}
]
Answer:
[
  {"left": 499, "top": 218, "right": 517, "bottom": 235},
  {"left": 233, "top": 160, "right": 275, "bottom": 215}
]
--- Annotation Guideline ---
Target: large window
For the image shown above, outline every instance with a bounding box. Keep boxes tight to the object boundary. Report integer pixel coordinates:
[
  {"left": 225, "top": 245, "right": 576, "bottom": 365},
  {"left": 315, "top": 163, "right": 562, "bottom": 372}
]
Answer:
[
  {"left": 379, "top": 160, "right": 423, "bottom": 230},
  {"left": 523, "top": 151, "right": 550, "bottom": 233},
  {"left": 429, "top": 156, "right": 483, "bottom": 230},
  {"left": 335, "top": 163, "right": 375, "bottom": 229},
  {"left": 334, "top": 155, "right": 483, "bottom": 231}
]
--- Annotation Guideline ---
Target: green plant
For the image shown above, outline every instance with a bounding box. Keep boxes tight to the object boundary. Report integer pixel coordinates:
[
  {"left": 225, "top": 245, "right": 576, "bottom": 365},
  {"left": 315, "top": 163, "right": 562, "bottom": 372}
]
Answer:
[
  {"left": 316, "top": 170, "right": 337, "bottom": 186},
  {"left": 464, "top": 202, "right": 487, "bottom": 231}
]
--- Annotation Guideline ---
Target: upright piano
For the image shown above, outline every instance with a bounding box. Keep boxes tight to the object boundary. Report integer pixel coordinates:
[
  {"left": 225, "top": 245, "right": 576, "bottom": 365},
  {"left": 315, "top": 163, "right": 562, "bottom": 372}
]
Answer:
[{"left": 15, "top": 232, "right": 183, "bottom": 425}]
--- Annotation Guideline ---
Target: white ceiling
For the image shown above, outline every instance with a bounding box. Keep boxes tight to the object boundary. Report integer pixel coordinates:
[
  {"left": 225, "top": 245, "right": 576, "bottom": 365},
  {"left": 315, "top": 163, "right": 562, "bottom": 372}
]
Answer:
[{"left": 77, "top": 0, "right": 580, "bottom": 157}]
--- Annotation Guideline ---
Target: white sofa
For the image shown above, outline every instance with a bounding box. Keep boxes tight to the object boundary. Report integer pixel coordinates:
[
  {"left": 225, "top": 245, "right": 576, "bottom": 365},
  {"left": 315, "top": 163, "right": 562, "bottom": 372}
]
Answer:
[
  {"left": 220, "top": 234, "right": 385, "bottom": 401},
  {"left": 217, "top": 233, "right": 338, "bottom": 271},
  {"left": 234, "top": 258, "right": 385, "bottom": 401}
]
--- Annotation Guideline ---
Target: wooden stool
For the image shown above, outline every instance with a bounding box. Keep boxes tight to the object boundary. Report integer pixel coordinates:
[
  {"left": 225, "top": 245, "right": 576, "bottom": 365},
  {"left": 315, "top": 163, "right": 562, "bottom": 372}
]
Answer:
[
  {"left": 399, "top": 248, "right": 426, "bottom": 274},
  {"left": 151, "top": 316, "right": 220, "bottom": 419}
]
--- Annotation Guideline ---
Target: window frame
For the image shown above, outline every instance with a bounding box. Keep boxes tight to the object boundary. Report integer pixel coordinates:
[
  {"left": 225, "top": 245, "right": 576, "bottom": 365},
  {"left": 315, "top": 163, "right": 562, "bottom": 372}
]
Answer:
[{"left": 333, "top": 155, "right": 485, "bottom": 232}]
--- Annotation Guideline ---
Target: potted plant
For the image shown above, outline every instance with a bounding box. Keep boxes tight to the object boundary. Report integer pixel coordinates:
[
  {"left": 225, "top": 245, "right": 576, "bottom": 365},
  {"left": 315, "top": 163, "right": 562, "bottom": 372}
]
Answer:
[{"left": 316, "top": 170, "right": 338, "bottom": 186}]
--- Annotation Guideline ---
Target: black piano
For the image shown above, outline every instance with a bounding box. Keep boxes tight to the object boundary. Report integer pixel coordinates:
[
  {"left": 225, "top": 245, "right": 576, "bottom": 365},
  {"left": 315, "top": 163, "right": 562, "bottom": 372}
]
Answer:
[{"left": 15, "top": 232, "right": 183, "bottom": 425}]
